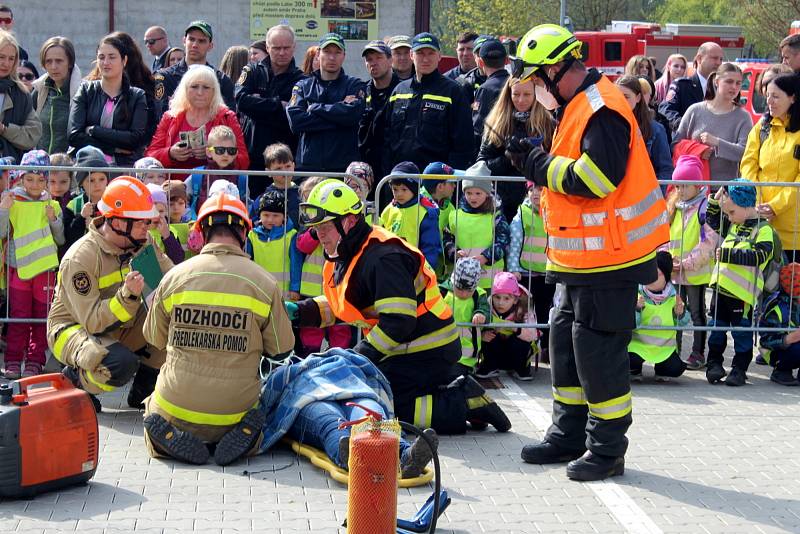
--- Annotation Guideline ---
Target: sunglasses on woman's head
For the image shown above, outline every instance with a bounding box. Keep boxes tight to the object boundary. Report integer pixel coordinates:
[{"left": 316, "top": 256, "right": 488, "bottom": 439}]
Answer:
[{"left": 209, "top": 146, "right": 238, "bottom": 155}]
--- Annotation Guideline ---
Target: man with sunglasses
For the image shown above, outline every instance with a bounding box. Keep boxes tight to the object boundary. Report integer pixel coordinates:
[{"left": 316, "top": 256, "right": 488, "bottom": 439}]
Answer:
[
  {"left": 287, "top": 179, "right": 512, "bottom": 435},
  {"left": 0, "top": 5, "right": 26, "bottom": 61},
  {"left": 144, "top": 26, "right": 170, "bottom": 73},
  {"left": 153, "top": 21, "right": 235, "bottom": 119},
  {"left": 48, "top": 176, "right": 174, "bottom": 414},
  {"left": 504, "top": 24, "right": 669, "bottom": 481}
]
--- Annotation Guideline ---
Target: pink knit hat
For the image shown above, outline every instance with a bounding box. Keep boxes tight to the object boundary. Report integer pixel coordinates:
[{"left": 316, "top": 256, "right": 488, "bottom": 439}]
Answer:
[
  {"left": 491, "top": 272, "right": 521, "bottom": 297},
  {"left": 672, "top": 155, "right": 704, "bottom": 182}
]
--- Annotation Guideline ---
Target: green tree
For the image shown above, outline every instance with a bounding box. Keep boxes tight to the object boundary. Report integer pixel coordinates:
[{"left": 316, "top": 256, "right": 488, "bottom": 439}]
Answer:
[
  {"left": 431, "top": 0, "right": 558, "bottom": 54},
  {"left": 741, "top": 2, "right": 800, "bottom": 57}
]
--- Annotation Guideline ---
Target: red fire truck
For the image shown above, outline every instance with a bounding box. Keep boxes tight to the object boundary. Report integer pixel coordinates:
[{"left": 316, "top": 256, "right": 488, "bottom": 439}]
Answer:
[{"left": 575, "top": 21, "right": 746, "bottom": 78}]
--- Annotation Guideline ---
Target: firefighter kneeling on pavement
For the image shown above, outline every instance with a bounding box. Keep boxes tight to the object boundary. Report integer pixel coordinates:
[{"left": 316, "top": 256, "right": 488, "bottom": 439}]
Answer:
[
  {"left": 287, "top": 179, "right": 510, "bottom": 434},
  {"left": 141, "top": 193, "right": 295, "bottom": 465},
  {"left": 47, "top": 176, "right": 173, "bottom": 413}
]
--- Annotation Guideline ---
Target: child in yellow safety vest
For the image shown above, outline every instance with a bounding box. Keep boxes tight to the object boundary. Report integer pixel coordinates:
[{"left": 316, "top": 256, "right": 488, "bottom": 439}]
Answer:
[
  {"left": 379, "top": 161, "right": 441, "bottom": 270},
  {"left": 475, "top": 271, "right": 538, "bottom": 381},
  {"left": 438, "top": 257, "right": 489, "bottom": 376},
  {"left": 664, "top": 155, "right": 719, "bottom": 371},
  {"left": 145, "top": 184, "right": 186, "bottom": 264},
  {"left": 163, "top": 179, "right": 196, "bottom": 260},
  {"left": 294, "top": 176, "right": 353, "bottom": 357},
  {"left": 443, "top": 162, "right": 510, "bottom": 290},
  {"left": 758, "top": 263, "right": 800, "bottom": 386},
  {"left": 246, "top": 190, "right": 302, "bottom": 300},
  {"left": 0, "top": 150, "right": 65, "bottom": 378},
  {"left": 706, "top": 178, "right": 776, "bottom": 387},
  {"left": 629, "top": 251, "right": 689, "bottom": 382},
  {"left": 508, "top": 181, "right": 556, "bottom": 363},
  {"left": 422, "top": 161, "right": 461, "bottom": 281}
]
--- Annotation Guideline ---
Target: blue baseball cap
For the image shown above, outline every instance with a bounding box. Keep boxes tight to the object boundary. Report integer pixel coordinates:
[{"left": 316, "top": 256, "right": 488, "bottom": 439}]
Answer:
[
  {"left": 412, "top": 32, "right": 441, "bottom": 52},
  {"left": 422, "top": 162, "right": 463, "bottom": 193},
  {"left": 479, "top": 38, "right": 507, "bottom": 60},
  {"left": 473, "top": 34, "right": 493, "bottom": 52},
  {"left": 362, "top": 40, "right": 391, "bottom": 57},
  {"left": 319, "top": 32, "right": 345, "bottom": 51}
]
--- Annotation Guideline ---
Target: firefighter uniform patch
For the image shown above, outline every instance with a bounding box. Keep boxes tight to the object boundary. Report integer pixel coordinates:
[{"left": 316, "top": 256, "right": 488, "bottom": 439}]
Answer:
[
  {"left": 72, "top": 271, "right": 91, "bottom": 296},
  {"left": 237, "top": 66, "right": 249, "bottom": 86},
  {"left": 154, "top": 74, "right": 165, "bottom": 100}
]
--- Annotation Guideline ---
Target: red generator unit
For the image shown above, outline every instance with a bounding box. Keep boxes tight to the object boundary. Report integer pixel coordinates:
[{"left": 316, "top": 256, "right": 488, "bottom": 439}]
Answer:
[{"left": 0, "top": 373, "right": 98, "bottom": 498}]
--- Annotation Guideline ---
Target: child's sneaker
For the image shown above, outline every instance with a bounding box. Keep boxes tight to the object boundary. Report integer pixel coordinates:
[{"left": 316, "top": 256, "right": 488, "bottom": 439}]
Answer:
[
  {"left": 684, "top": 351, "right": 706, "bottom": 370},
  {"left": 654, "top": 375, "right": 671, "bottom": 383},
  {"left": 22, "top": 362, "right": 43, "bottom": 378},
  {"left": 510, "top": 366, "right": 533, "bottom": 381},
  {"left": 4, "top": 362, "right": 21, "bottom": 380},
  {"left": 629, "top": 369, "right": 643, "bottom": 383}
]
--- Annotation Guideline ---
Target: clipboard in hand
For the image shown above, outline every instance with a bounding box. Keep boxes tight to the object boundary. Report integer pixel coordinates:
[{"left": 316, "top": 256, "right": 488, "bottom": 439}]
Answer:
[{"left": 130, "top": 244, "right": 163, "bottom": 309}]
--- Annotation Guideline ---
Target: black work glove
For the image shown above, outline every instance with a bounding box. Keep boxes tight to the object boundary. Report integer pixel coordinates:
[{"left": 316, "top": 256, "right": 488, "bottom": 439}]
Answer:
[{"left": 505, "top": 135, "right": 543, "bottom": 171}]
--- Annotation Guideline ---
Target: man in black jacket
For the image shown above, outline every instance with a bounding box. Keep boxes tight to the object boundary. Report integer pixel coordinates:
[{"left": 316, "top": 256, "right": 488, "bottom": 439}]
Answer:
[
  {"left": 472, "top": 39, "right": 509, "bottom": 154},
  {"left": 153, "top": 21, "right": 235, "bottom": 118},
  {"left": 358, "top": 40, "right": 399, "bottom": 198},
  {"left": 235, "top": 24, "right": 305, "bottom": 177},
  {"left": 383, "top": 33, "right": 473, "bottom": 175},
  {"left": 658, "top": 42, "right": 723, "bottom": 132},
  {"left": 286, "top": 33, "right": 365, "bottom": 172},
  {"left": 444, "top": 32, "right": 478, "bottom": 80}
]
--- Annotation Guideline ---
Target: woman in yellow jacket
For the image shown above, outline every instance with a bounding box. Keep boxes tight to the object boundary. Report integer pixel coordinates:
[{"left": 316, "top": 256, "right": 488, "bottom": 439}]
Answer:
[{"left": 740, "top": 73, "right": 800, "bottom": 259}]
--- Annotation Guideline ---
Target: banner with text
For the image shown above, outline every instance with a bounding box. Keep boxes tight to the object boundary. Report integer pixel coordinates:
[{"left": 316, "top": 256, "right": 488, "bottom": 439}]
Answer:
[{"left": 251, "top": 1, "right": 379, "bottom": 42}]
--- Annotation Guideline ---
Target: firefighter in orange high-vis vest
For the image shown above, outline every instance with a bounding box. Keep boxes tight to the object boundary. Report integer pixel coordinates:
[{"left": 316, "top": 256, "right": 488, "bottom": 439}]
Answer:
[
  {"left": 141, "top": 194, "right": 295, "bottom": 466},
  {"left": 504, "top": 25, "right": 670, "bottom": 481},
  {"left": 47, "top": 176, "right": 173, "bottom": 413},
  {"left": 288, "top": 179, "right": 511, "bottom": 434}
]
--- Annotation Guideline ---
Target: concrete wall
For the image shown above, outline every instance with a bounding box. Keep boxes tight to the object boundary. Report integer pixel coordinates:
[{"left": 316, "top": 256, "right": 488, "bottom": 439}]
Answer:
[{"left": 14, "top": 0, "right": 415, "bottom": 80}]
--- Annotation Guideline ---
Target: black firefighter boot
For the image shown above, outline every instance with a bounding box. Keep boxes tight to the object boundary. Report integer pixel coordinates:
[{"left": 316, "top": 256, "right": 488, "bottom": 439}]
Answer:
[
  {"left": 457, "top": 375, "right": 512, "bottom": 432},
  {"left": 62, "top": 366, "right": 102, "bottom": 413},
  {"left": 566, "top": 451, "right": 625, "bottom": 481},
  {"left": 127, "top": 365, "right": 159, "bottom": 409}
]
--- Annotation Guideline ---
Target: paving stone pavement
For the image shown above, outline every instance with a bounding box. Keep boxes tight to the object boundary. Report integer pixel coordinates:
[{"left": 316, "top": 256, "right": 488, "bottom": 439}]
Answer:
[{"left": 3, "top": 344, "right": 800, "bottom": 533}]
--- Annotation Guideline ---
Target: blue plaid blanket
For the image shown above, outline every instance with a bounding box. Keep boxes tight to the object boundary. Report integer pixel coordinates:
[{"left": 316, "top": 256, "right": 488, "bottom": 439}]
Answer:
[{"left": 258, "top": 348, "right": 395, "bottom": 453}]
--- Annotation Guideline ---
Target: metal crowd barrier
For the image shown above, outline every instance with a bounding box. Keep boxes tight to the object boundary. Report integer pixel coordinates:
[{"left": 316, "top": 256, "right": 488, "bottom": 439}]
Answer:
[
  {"left": 0, "top": 162, "right": 798, "bottom": 347},
  {"left": 374, "top": 173, "right": 800, "bottom": 338},
  {"left": 0, "top": 164, "right": 355, "bottom": 324}
]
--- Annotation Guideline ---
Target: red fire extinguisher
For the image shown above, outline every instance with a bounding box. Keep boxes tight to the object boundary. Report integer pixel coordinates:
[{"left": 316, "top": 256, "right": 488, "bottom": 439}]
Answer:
[{"left": 339, "top": 402, "right": 400, "bottom": 534}]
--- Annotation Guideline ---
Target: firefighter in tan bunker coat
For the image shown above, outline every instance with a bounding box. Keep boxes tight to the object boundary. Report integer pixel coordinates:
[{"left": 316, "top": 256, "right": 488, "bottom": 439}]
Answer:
[
  {"left": 142, "top": 193, "right": 295, "bottom": 466},
  {"left": 47, "top": 176, "right": 172, "bottom": 413}
]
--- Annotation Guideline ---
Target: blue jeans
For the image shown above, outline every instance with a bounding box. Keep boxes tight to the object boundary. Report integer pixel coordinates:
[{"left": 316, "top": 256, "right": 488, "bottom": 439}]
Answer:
[
  {"left": 707, "top": 316, "right": 754, "bottom": 370},
  {"left": 288, "top": 398, "right": 410, "bottom": 469}
]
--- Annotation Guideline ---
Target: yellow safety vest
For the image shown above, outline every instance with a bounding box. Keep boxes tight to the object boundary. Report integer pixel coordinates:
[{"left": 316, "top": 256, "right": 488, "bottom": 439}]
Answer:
[
  {"left": 380, "top": 203, "right": 423, "bottom": 248},
  {"left": 519, "top": 203, "right": 547, "bottom": 273},
  {"left": 300, "top": 243, "right": 324, "bottom": 297},
  {"left": 668, "top": 204, "right": 711, "bottom": 285},
  {"left": 448, "top": 209, "right": 504, "bottom": 289},
  {"left": 148, "top": 229, "right": 165, "bottom": 253},
  {"left": 628, "top": 294, "right": 676, "bottom": 364},
  {"left": 170, "top": 222, "right": 194, "bottom": 260},
  {"left": 443, "top": 288, "right": 484, "bottom": 369},
  {"left": 248, "top": 227, "right": 297, "bottom": 292},
  {"left": 9, "top": 200, "right": 60, "bottom": 279},
  {"left": 710, "top": 223, "right": 772, "bottom": 306}
]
